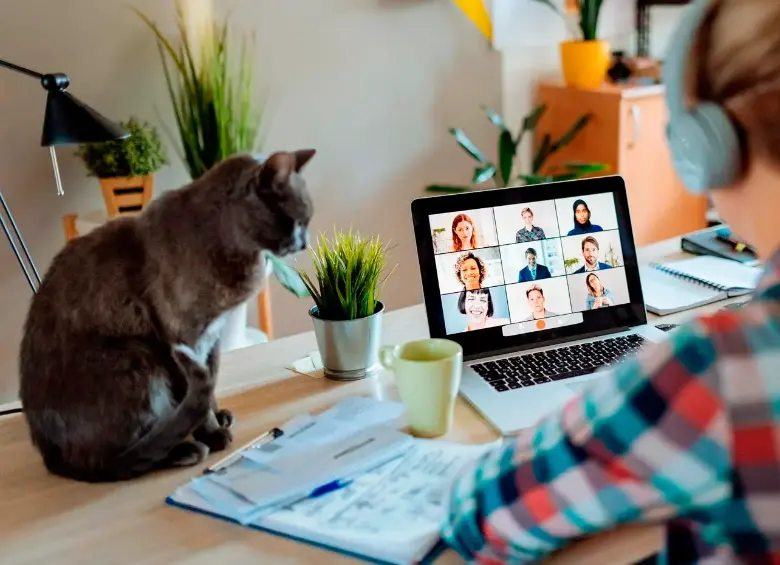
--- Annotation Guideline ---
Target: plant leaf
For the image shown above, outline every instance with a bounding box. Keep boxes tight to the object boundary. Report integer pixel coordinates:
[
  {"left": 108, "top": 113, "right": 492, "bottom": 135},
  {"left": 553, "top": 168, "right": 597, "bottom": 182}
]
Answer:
[
  {"left": 264, "top": 252, "right": 309, "bottom": 298},
  {"left": 497, "top": 129, "right": 515, "bottom": 186},
  {"left": 530, "top": 0, "right": 565, "bottom": 18},
  {"left": 473, "top": 163, "right": 497, "bottom": 184},
  {"left": 562, "top": 162, "right": 610, "bottom": 174},
  {"left": 532, "top": 133, "right": 551, "bottom": 174},
  {"left": 425, "top": 184, "right": 473, "bottom": 193},
  {"left": 449, "top": 128, "right": 487, "bottom": 163},
  {"left": 482, "top": 105, "right": 507, "bottom": 130},
  {"left": 550, "top": 113, "right": 592, "bottom": 153},
  {"left": 514, "top": 104, "right": 546, "bottom": 151}
]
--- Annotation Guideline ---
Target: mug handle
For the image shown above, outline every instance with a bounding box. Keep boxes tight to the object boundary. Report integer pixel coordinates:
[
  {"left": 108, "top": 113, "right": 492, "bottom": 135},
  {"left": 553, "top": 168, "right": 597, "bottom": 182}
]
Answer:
[{"left": 379, "top": 345, "right": 397, "bottom": 370}]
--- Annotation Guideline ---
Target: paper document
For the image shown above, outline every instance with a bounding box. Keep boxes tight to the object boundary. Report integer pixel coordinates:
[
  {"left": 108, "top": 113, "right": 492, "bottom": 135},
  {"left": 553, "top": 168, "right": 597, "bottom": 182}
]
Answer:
[{"left": 209, "top": 425, "right": 414, "bottom": 512}]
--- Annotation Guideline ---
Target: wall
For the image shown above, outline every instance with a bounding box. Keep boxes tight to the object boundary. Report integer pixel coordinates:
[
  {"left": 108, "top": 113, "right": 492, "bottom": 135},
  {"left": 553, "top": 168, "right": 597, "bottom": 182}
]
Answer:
[{"left": 0, "top": 0, "right": 502, "bottom": 405}]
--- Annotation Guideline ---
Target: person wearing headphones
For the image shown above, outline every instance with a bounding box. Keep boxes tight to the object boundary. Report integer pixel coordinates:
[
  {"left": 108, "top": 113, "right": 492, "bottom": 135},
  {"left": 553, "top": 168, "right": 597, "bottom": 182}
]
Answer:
[{"left": 440, "top": 1, "right": 780, "bottom": 563}]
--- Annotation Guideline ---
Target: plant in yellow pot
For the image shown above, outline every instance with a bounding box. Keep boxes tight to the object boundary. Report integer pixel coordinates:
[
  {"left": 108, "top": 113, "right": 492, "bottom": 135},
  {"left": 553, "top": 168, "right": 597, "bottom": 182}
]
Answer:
[
  {"left": 74, "top": 117, "right": 167, "bottom": 218},
  {"left": 533, "top": 0, "right": 610, "bottom": 90}
]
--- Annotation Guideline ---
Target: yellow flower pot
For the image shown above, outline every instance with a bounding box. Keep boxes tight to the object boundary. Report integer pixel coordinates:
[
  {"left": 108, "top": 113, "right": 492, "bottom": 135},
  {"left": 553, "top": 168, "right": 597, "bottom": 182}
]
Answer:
[{"left": 560, "top": 40, "right": 611, "bottom": 89}]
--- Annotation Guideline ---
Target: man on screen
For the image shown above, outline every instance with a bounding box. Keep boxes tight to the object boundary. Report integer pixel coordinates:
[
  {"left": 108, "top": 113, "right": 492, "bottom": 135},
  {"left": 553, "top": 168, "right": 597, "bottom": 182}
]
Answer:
[
  {"left": 515, "top": 207, "right": 546, "bottom": 242},
  {"left": 573, "top": 235, "right": 612, "bottom": 273},
  {"left": 521, "top": 284, "right": 558, "bottom": 321},
  {"left": 517, "top": 248, "right": 551, "bottom": 282}
]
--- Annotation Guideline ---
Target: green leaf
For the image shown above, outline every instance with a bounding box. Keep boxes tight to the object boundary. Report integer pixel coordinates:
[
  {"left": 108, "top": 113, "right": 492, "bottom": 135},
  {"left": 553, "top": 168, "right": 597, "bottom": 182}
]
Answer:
[
  {"left": 551, "top": 113, "right": 592, "bottom": 153},
  {"left": 473, "top": 163, "right": 497, "bottom": 184},
  {"left": 449, "top": 128, "right": 487, "bottom": 163},
  {"left": 497, "top": 130, "right": 515, "bottom": 186},
  {"left": 264, "top": 252, "right": 309, "bottom": 298},
  {"left": 481, "top": 105, "right": 507, "bottom": 130},
  {"left": 425, "top": 184, "right": 473, "bottom": 193},
  {"left": 562, "top": 162, "right": 609, "bottom": 174},
  {"left": 514, "top": 104, "right": 547, "bottom": 151},
  {"left": 532, "top": 133, "right": 551, "bottom": 174}
]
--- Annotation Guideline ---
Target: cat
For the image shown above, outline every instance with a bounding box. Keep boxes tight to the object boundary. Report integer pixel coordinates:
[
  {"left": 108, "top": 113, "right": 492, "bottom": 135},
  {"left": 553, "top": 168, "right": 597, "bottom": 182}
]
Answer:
[{"left": 18, "top": 148, "right": 316, "bottom": 482}]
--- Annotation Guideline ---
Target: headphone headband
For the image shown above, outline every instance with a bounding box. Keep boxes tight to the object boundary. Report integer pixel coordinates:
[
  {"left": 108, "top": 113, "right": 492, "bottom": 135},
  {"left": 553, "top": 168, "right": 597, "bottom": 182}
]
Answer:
[{"left": 663, "top": 0, "right": 716, "bottom": 119}]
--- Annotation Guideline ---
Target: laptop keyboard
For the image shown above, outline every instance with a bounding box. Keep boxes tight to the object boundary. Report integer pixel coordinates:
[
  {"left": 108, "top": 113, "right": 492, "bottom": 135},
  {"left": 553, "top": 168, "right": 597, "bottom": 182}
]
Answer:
[{"left": 470, "top": 334, "right": 646, "bottom": 392}]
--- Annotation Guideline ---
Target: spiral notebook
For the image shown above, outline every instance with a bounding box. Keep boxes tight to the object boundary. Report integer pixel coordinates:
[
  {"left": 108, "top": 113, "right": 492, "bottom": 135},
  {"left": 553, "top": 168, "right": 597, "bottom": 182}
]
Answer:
[{"left": 640, "top": 255, "right": 763, "bottom": 315}]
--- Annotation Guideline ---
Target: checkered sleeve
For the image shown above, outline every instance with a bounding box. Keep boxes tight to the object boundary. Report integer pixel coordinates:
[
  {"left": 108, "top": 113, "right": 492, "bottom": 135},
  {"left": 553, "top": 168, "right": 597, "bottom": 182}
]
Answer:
[{"left": 441, "top": 320, "right": 734, "bottom": 564}]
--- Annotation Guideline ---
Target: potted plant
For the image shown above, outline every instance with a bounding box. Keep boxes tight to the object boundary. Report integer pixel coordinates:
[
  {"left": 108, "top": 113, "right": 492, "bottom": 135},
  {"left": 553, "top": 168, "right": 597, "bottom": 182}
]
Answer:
[
  {"left": 297, "top": 228, "right": 397, "bottom": 381},
  {"left": 532, "top": 0, "right": 609, "bottom": 89},
  {"left": 425, "top": 104, "right": 608, "bottom": 193},
  {"left": 74, "top": 117, "right": 167, "bottom": 217}
]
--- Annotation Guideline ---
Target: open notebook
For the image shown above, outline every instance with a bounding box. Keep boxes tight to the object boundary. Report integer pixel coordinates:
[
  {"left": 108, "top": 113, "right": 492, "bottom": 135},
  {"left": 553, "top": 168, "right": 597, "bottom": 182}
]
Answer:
[
  {"left": 165, "top": 396, "right": 498, "bottom": 565},
  {"left": 640, "top": 255, "right": 763, "bottom": 315}
]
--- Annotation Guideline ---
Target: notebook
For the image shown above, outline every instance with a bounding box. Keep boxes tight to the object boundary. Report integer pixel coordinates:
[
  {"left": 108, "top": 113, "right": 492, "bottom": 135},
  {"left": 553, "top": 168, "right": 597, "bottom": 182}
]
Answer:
[
  {"left": 165, "top": 396, "right": 499, "bottom": 565},
  {"left": 640, "top": 255, "right": 763, "bottom": 315}
]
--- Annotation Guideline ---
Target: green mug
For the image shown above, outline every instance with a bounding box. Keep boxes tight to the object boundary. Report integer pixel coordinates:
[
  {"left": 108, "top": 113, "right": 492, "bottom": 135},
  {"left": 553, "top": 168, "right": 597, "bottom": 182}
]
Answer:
[{"left": 379, "top": 338, "right": 463, "bottom": 438}]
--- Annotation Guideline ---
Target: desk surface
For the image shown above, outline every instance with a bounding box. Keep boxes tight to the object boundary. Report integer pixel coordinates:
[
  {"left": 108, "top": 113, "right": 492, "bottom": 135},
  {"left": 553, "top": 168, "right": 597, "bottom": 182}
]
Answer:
[{"left": 0, "top": 235, "right": 744, "bottom": 565}]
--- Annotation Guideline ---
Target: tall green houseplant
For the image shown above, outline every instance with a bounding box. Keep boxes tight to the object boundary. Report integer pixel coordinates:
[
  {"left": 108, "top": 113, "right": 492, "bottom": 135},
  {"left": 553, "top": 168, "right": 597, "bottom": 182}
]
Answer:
[{"left": 135, "top": 1, "right": 306, "bottom": 296}]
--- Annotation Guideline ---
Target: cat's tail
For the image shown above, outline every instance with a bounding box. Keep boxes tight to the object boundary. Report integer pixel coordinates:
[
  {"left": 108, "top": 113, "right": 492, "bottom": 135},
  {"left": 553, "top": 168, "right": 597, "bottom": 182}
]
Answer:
[{"left": 90, "top": 345, "right": 213, "bottom": 482}]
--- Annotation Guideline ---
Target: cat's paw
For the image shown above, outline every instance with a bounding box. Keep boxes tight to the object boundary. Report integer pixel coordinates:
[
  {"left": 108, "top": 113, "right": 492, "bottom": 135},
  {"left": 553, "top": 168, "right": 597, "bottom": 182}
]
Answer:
[
  {"left": 215, "top": 408, "right": 234, "bottom": 429},
  {"left": 194, "top": 426, "right": 233, "bottom": 452},
  {"left": 166, "top": 440, "right": 209, "bottom": 467}
]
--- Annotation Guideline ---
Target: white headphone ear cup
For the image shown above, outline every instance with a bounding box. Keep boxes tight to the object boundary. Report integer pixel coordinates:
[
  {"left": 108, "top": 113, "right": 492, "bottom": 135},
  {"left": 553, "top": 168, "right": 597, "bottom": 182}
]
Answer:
[
  {"left": 667, "top": 103, "right": 741, "bottom": 193},
  {"left": 694, "top": 103, "right": 742, "bottom": 189}
]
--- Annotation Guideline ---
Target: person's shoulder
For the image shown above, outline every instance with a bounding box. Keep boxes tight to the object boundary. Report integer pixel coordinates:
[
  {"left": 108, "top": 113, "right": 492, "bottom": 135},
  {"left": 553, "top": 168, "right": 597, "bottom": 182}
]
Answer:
[
  {"left": 592, "top": 225, "right": 604, "bottom": 232},
  {"left": 566, "top": 228, "right": 577, "bottom": 236}
]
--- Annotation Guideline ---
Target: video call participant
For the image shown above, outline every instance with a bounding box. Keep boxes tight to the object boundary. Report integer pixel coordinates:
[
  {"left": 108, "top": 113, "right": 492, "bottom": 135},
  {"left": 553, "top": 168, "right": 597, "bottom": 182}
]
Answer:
[
  {"left": 453, "top": 252, "right": 486, "bottom": 290},
  {"left": 457, "top": 288, "right": 510, "bottom": 331},
  {"left": 441, "top": 2, "right": 780, "bottom": 563},
  {"left": 521, "top": 284, "right": 558, "bottom": 321},
  {"left": 584, "top": 273, "right": 615, "bottom": 309},
  {"left": 566, "top": 198, "right": 604, "bottom": 235},
  {"left": 517, "top": 248, "right": 551, "bottom": 282},
  {"left": 573, "top": 235, "right": 613, "bottom": 273},
  {"left": 515, "top": 207, "right": 546, "bottom": 242},
  {"left": 450, "top": 213, "right": 478, "bottom": 252}
]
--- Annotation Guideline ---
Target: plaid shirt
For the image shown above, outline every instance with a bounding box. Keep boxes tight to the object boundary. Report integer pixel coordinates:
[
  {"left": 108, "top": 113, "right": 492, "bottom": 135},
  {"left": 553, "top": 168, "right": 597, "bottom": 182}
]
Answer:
[{"left": 442, "top": 251, "right": 780, "bottom": 564}]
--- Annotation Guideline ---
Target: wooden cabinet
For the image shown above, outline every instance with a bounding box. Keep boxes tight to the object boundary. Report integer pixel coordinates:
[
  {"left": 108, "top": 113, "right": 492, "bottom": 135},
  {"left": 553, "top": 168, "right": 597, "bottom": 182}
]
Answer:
[{"left": 534, "top": 81, "right": 709, "bottom": 247}]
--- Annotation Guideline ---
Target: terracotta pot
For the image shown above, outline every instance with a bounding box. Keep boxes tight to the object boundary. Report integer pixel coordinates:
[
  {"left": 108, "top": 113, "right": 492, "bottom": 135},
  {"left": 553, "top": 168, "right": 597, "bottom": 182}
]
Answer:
[
  {"left": 560, "top": 40, "right": 610, "bottom": 89},
  {"left": 98, "top": 174, "right": 154, "bottom": 218}
]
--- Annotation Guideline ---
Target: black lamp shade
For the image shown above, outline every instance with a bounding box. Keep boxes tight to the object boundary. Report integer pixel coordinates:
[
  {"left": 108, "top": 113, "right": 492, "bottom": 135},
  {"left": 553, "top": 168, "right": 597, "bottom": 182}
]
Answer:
[{"left": 41, "top": 90, "right": 129, "bottom": 147}]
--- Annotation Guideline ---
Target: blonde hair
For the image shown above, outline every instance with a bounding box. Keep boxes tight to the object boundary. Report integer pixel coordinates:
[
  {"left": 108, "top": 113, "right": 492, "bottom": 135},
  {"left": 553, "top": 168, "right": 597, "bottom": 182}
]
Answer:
[{"left": 688, "top": 0, "right": 780, "bottom": 164}]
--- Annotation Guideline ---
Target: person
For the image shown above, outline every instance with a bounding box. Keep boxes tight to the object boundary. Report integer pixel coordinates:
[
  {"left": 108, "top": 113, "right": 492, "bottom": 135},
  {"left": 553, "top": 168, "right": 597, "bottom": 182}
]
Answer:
[
  {"left": 458, "top": 288, "right": 510, "bottom": 331},
  {"left": 440, "top": 1, "right": 780, "bottom": 563},
  {"left": 572, "top": 235, "right": 613, "bottom": 273},
  {"left": 450, "top": 213, "right": 479, "bottom": 252},
  {"left": 584, "top": 272, "right": 615, "bottom": 309},
  {"left": 517, "top": 248, "right": 551, "bottom": 282},
  {"left": 453, "top": 252, "right": 486, "bottom": 290},
  {"left": 515, "top": 207, "right": 546, "bottom": 242},
  {"left": 521, "top": 284, "right": 557, "bottom": 320},
  {"left": 566, "top": 198, "right": 604, "bottom": 235}
]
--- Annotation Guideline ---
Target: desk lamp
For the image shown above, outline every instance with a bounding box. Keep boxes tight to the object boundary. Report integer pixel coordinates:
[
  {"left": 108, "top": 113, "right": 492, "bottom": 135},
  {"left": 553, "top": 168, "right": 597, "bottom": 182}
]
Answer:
[{"left": 0, "top": 58, "right": 128, "bottom": 293}]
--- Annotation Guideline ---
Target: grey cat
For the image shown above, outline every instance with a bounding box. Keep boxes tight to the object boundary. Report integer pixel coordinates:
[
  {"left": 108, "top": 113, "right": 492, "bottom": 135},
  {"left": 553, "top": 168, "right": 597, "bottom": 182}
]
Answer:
[{"left": 18, "top": 149, "right": 316, "bottom": 482}]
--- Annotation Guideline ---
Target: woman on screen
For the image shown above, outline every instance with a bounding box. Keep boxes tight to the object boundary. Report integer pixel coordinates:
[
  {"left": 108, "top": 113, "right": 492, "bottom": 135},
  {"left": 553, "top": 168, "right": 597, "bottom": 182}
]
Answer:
[
  {"left": 584, "top": 273, "right": 615, "bottom": 309},
  {"left": 453, "top": 252, "right": 486, "bottom": 290},
  {"left": 458, "top": 289, "right": 510, "bottom": 331},
  {"left": 450, "top": 213, "right": 479, "bottom": 251},
  {"left": 566, "top": 199, "right": 604, "bottom": 235}
]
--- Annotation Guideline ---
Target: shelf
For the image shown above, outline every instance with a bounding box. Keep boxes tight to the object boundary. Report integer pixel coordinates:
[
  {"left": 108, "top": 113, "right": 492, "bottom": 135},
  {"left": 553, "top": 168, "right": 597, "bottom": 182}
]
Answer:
[{"left": 636, "top": 0, "right": 691, "bottom": 56}]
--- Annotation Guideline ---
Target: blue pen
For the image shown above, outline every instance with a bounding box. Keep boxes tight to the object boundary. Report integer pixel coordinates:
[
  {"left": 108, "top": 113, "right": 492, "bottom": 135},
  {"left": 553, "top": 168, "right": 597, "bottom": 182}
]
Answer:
[{"left": 309, "top": 478, "right": 353, "bottom": 498}]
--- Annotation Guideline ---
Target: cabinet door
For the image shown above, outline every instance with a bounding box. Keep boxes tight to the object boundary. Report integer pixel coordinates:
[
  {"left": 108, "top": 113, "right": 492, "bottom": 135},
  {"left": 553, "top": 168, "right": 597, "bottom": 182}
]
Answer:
[{"left": 618, "top": 95, "right": 708, "bottom": 246}]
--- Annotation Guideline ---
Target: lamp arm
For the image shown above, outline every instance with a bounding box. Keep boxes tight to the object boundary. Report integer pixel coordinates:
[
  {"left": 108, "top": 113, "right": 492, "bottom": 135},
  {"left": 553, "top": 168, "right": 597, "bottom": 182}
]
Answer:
[{"left": 0, "top": 59, "right": 70, "bottom": 91}]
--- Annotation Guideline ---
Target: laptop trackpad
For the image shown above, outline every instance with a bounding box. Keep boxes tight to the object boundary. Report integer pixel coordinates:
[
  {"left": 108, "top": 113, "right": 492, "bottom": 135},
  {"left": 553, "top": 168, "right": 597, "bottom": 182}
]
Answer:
[{"left": 566, "top": 381, "right": 593, "bottom": 393}]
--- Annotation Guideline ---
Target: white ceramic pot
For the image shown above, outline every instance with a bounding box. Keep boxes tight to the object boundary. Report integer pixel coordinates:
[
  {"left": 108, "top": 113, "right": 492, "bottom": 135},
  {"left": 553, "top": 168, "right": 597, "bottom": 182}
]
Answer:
[{"left": 219, "top": 253, "right": 273, "bottom": 353}]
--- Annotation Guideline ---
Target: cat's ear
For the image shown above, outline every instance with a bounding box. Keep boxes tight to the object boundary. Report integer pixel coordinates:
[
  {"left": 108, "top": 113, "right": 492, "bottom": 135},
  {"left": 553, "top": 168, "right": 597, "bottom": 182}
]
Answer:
[
  {"left": 293, "top": 149, "right": 316, "bottom": 172},
  {"left": 258, "top": 149, "right": 316, "bottom": 192}
]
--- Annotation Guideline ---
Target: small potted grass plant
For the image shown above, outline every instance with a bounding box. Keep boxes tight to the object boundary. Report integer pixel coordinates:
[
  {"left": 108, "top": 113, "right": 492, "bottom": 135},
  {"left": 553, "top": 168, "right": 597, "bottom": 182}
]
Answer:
[{"left": 297, "top": 228, "right": 397, "bottom": 381}]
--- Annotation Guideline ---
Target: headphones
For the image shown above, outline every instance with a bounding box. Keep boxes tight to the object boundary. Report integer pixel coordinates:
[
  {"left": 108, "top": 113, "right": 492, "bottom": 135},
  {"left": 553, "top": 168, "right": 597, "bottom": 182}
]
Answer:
[{"left": 663, "top": 0, "right": 742, "bottom": 194}]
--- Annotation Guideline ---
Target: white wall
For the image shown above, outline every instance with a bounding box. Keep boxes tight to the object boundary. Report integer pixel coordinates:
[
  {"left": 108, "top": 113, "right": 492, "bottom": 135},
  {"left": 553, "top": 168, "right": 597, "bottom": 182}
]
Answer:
[{"left": 0, "top": 0, "right": 501, "bottom": 404}]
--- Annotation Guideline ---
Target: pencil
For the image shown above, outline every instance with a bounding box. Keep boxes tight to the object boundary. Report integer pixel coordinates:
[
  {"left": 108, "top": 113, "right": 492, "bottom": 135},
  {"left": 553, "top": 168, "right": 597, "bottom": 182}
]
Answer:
[{"left": 202, "top": 426, "right": 284, "bottom": 474}]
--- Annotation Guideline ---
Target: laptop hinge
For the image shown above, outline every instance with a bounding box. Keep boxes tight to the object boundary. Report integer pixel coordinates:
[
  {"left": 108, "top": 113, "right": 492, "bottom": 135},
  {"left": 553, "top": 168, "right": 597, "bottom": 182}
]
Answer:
[{"left": 462, "top": 326, "right": 634, "bottom": 363}]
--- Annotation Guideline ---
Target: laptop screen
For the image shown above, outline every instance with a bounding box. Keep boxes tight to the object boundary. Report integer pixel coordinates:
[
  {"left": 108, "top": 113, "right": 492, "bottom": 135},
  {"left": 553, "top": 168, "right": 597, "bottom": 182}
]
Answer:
[{"left": 411, "top": 176, "right": 647, "bottom": 359}]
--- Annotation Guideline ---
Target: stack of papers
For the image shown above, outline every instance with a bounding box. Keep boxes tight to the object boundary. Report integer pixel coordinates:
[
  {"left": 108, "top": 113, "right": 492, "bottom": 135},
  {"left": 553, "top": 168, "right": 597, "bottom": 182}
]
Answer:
[{"left": 166, "top": 396, "right": 500, "bottom": 564}]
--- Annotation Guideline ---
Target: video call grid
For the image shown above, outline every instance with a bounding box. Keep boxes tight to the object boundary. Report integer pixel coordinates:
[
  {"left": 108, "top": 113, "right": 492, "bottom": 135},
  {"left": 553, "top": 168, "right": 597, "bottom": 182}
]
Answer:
[{"left": 429, "top": 194, "right": 631, "bottom": 334}]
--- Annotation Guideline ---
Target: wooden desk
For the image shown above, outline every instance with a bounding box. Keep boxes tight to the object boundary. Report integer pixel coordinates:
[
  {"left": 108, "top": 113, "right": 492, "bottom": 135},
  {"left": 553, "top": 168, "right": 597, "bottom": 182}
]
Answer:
[{"left": 0, "top": 235, "right": 742, "bottom": 565}]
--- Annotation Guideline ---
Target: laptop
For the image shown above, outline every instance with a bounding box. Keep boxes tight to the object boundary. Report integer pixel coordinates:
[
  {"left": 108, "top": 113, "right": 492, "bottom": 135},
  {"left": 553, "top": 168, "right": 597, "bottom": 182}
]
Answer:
[{"left": 410, "top": 175, "right": 668, "bottom": 435}]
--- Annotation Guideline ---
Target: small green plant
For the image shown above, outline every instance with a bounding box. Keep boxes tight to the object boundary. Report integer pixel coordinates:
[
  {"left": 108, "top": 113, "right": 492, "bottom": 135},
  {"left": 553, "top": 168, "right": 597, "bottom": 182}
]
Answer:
[
  {"left": 531, "top": 0, "right": 606, "bottom": 41},
  {"left": 75, "top": 117, "right": 167, "bottom": 178},
  {"left": 297, "top": 228, "right": 398, "bottom": 321},
  {"left": 425, "top": 104, "right": 608, "bottom": 193},
  {"left": 564, "top": 257, "right": 580, "bottom": 271}
]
